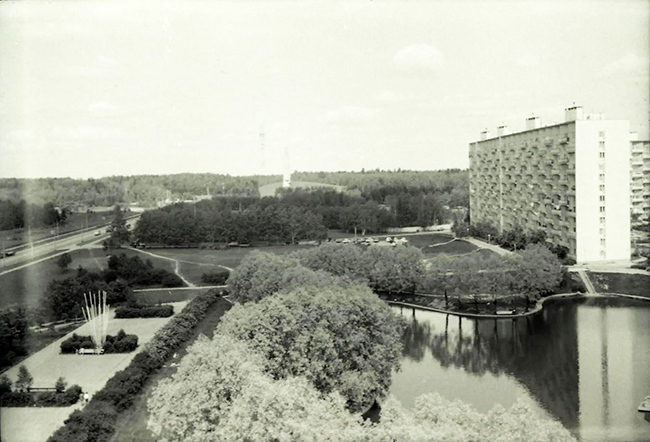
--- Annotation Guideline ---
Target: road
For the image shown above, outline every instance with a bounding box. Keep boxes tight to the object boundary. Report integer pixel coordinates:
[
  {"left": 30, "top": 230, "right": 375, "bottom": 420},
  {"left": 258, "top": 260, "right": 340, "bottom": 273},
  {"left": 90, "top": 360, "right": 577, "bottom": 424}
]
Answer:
[{"left": 0, "top": 215, "right": 140, "bottom": 275}]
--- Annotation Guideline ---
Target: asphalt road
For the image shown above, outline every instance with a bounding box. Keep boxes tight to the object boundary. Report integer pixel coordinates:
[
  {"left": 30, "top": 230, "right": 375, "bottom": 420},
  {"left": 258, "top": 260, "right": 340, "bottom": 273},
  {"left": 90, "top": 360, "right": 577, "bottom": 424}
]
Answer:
[{"left": 0, "top": 215, "right": 140, "bottom": 274}]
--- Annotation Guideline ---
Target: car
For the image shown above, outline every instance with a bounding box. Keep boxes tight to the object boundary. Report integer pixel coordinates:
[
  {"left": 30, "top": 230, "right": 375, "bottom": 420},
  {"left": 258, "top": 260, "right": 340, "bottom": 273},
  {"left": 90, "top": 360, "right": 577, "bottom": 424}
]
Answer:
[
  {"left": 94, "top": 231, "right": 101, "bottom": 236},
  {"left": 341, "top": 238, "right": 351, "bottom": 244},
  {"left": 4, "top": 250, "right": 15, "bottom": 257}
]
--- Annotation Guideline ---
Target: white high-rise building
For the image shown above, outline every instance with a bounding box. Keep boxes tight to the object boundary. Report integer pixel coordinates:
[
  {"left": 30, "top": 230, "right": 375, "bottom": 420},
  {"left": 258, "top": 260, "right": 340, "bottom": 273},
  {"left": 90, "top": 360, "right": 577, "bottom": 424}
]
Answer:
[
  {"left": 630, "top": 134, "right": 650, "bottom": 222},
  {"left": 469, "top": 106, "right": 631, "bottom": 263}
]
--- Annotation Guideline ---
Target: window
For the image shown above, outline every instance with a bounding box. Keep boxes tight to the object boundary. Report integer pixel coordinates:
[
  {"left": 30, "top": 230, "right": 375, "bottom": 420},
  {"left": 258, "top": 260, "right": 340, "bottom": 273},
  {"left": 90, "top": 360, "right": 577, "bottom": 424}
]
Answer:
[
  {"left": 599, "top": 184, "right": 605, "bottom": 192},
  {"left": 599, "top": 195, "right": 605, "bottom": 202},
  {"left": 598, "top": 164, "right": 606, "bottom": 171},
  {"left": 600, "top": 238, "right": 606, "bottom": 246},
  {"left": 599, "top": 141, "right": 605, "bottom": 150},
  {"left": 599, "top": 173, "right": 605, "bottom": 181},
  {"left": 599, "top": 206, "right": 605, "bottom": 213},
  {"left": 600, "top": 228, "right": 605, "bottom": 235},
  {"left": 600, "top": 216, "right": 606, "bottom": 224},
  {"left": 599, "top": 131, "right": 606, "bottom": 138},
  {"left": 599, "top": 152, "right": 605, "bottom": 158}
]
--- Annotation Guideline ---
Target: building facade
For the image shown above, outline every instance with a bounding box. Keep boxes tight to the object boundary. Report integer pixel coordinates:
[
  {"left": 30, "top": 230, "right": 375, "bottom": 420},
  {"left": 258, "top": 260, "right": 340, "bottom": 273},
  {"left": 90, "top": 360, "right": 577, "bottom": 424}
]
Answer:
[
  {"left": 469, "top": 106, "right": 631, "bottom": 263},
  {"left": 630, "top": 137, "right": 650, "bottom": 222}
]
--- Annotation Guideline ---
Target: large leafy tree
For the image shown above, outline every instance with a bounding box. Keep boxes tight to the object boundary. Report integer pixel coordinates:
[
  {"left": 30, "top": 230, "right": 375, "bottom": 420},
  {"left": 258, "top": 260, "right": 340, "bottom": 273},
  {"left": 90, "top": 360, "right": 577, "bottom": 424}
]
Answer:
[{"left": 216, "top": 284, "right": 405, "bottom": 412}]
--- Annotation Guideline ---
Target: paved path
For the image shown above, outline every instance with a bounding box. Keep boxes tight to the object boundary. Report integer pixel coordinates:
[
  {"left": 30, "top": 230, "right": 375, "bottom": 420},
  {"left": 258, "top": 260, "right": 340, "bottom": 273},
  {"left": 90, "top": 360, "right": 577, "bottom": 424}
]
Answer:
[
  {"left": 126, "top": 247, "right": 196, "bottom": 287},
  {"left": 133, "top": 285, "right": 227, "bottom": 293},
  {"left": 574, "top": 269, "right": 597, "bottom": 294},
  {"left": 463, "top": 237, "right": 514, "bottom": 256},
  {"left": 0, "top": 301, "right": 186, "bottom": 442}
]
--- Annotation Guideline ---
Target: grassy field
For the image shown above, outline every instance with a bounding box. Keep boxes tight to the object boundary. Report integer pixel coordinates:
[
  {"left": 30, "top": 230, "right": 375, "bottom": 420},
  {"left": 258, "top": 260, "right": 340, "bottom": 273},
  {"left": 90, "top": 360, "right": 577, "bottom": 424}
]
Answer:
[
  {"left": 109, "top": 297, "right": 233, "bottom": 442},
  {"left": 132, "top": 288, "right": 218, "bottom": 304},
  {"left": 419, "top": 239, "right": 481, "bottom": 256},
  {"left": 148, "top": 244, "right": 313, "bottom": 271},
  {"left": 589, "top": 272, "right": 650, "bottom": 298}
]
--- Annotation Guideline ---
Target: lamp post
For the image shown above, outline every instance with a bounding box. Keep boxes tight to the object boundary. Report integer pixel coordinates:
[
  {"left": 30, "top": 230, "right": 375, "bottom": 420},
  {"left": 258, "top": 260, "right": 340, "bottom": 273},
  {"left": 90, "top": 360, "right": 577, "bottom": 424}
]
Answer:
[{"left": 487, "top": 234, "right": 491, "bottom": 244}]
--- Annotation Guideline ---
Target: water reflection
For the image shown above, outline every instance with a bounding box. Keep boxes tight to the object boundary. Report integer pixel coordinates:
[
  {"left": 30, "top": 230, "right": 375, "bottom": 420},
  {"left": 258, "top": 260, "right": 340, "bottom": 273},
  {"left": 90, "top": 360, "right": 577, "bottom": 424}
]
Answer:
[{"left": 392, "top": 298, "right": 650, "bottom": 442}]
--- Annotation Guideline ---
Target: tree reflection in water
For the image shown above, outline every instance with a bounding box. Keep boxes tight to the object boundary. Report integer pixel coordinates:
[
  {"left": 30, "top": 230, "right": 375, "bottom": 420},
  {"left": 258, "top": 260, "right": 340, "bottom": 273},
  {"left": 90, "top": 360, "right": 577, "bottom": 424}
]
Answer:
[{"left": 398, "top": 303, "right": 580, "bottom": 431}]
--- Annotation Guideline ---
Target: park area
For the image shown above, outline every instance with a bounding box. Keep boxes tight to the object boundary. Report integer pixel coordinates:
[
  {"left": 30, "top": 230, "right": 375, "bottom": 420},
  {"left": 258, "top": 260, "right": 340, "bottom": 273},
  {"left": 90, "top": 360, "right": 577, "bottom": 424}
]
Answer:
[{"left": 0, "top": 301, "right": 187, "bottom": 442}]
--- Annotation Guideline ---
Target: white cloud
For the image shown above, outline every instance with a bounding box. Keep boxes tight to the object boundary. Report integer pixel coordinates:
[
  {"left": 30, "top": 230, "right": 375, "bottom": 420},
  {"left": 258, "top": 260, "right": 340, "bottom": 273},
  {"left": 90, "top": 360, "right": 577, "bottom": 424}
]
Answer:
[
  {"left": 65, "top": 55, "right": 123, "bottom": 79},
  {"left": 517, "top": 53, "right": 539, "bottom": 67},
  {"left": 326, "top": 106, "right": 378, "bottom": 124},
  {"left": 374, "top": 90, "right": 398, "bottom": 103},
  {"left": 89, "top": 101, "right": 118, "bottom": 113},
  {"left": 600, "top": 53, "right": 648, "bottom": 77},
  {"left": 393, "top": 44, "right": 444, "bottom": 73}
]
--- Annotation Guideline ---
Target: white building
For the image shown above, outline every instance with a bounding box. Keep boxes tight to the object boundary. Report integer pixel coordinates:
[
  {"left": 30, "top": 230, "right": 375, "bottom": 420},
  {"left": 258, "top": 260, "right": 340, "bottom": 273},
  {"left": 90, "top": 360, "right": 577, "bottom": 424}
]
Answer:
[
  {"left": 630, "top": 135, "right": 650, "bottom": 222},
  {"left": 469, "top": 106, "right": 631, "bottom": 263}
]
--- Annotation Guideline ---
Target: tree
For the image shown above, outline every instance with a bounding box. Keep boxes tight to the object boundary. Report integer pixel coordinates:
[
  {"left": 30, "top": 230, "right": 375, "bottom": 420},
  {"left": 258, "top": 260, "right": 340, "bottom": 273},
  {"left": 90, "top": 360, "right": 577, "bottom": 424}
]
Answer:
[
  {"left": 0, "top": 308, "right": 29, "bottom": 369},
  {"left": 216, "top": 284, "right": 405, "bottom": 412},
  {"left": 364, "top": 246, "right": 426, "bottom": 294},
  {"left": 0, "top": 374, "right": 12, "bottom": 395},
  {"left": 57, "top": 253, "right": 72, "bottom": 271},
  {"left": 105, "top": 204, "right": 130, "bottom": 249},
  {"left": 512, "top": 244, "right": 563, "bottom": 298},
  {"left": 226, "top": 251, "right": 300, "bottom": 303},
  {"left": 16, "top": 365, "right": 33, "bottom": 392},
  {"left": 55, "top": 377, "right": 67, "bottom": 393},
  {"left": 148, "top": 335, "right": 372, "bottom": 442}
]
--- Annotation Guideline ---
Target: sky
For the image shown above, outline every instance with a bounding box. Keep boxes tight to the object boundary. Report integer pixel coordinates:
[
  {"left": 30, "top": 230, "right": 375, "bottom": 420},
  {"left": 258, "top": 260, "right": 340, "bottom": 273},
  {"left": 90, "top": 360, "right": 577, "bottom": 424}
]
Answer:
[{"left": 0, "top": 0, "right": 648, "bottom": 179}]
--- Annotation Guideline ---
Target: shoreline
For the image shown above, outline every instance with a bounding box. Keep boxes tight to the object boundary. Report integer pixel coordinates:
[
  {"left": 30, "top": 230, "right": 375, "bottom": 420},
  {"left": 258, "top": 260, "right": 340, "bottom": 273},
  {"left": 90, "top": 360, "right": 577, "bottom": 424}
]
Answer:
[{"left": 386, "top": 291, "right": 650, "bottom": 319}]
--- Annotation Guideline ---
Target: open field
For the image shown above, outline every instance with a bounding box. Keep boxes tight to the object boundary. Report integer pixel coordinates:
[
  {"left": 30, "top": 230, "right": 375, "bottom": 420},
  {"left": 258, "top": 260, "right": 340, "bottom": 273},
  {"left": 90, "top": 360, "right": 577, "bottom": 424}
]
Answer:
[
  {"left": 0, "top": 302, "right": 186, "bottom": 442},
  {"left": 589, "top": 272, "right": 650, "bottom": 298},
  {"left": 419, "top": 239, "right": 482, "bottom": 256},
  {"left": 148, "top": 244, "right": 313, "bottom": 271},
  {"left": 133, "top": 288, "right": 217, "bottom": 304},
  {"left": 109, "top": 297, "right": 233, "bottom": 442}
]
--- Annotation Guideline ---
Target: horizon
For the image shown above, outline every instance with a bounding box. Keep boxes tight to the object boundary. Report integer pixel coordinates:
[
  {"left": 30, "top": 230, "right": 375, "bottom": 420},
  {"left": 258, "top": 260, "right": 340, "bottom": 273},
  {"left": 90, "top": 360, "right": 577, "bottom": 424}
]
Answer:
[{"left": 1, "top": 0, "right": 648, "bottom": 179}]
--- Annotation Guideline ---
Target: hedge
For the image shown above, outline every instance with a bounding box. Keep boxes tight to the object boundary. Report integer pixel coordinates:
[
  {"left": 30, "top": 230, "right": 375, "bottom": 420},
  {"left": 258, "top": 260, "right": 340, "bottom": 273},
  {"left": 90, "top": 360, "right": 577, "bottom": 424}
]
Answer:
[
  {"left": 60, "top": 330, "right": 138, "bottom": 354},
  {"left": 200, "top": 269, "right": 230, "bottom": 285},
  {"left": 47, "top": 290, "right": 223, "bottom": 442},
  {"left": 114, "top": 305, "right": 174, "bottom": 318},
  {"left": 1, "top": 385, "right": 82, "bottom": 407}
]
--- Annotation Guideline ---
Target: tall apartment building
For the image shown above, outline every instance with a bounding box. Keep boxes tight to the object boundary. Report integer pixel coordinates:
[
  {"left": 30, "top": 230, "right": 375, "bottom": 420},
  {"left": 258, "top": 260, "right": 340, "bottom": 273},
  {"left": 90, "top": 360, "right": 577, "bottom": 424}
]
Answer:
[
  {"left": 630, "top": 135, "right": 650, "bottom": 222},
  {"left": 469, "top": 105, "right": 631, "bottom": 263}
]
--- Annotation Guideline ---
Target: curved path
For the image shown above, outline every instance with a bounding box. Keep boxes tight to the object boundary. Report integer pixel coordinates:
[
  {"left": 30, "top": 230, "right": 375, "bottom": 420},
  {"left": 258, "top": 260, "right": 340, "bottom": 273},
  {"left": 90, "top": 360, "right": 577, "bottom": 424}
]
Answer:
[
  {"left": 388, "top": 290, "right": 650, "bottom": 320},
  {"left": 126, "top": 247, "right": 196, "bottom": 287}
]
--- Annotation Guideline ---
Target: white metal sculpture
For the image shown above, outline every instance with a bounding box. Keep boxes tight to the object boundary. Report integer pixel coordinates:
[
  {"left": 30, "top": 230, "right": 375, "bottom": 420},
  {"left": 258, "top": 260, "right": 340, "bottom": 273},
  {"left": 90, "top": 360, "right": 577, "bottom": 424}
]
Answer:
[{"left": 81, "top": 291, "right": 110, "bottom": 353}]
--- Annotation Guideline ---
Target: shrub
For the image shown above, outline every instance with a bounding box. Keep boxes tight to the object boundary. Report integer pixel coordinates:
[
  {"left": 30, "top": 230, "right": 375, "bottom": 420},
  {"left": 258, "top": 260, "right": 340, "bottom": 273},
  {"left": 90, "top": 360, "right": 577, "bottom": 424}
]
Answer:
[
  {"left": 55, "top": 377, "right": 67, "bottom": 393},
  {"left": 161, "top": 273, "right": 183, "bottom": 288},
  {"left": 114, "top": 305, "right": 174, "bottom": 318},
  {"left": 0, "top": 391, "right": 33, "bottom": 406},
  {"left": 0, "top": 374, "right": 12, "bottom": 395},
  {"left": 60, "top": 330, "right": 138, "bottom": 354},
  {"left": 200, "top": 269, "right": 230, "bottom": 285}
]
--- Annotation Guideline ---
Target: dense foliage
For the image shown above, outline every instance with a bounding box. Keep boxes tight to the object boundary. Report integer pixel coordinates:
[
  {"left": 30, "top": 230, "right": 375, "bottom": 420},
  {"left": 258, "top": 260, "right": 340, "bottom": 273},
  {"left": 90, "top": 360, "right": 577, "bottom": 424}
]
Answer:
[
  {"left": 114, "top": 304, "right": 174, "bottom": 318},
  {"left": 227, "top": 245, "right": 426, "bottom": 303},
  {"left": 0, "top": 199, "right": 68, "bottom": 230},
  {"left": 1, "top": 383, "right": 82, "bottom": 407},
  {"left": 0, "top": 307, "right": 29, "bottom": 369},
  {"left": 200, "top": 268, "right": 230, "bottom": 285},
  {"left": 47, "top": 290, "right": 224, "bottom": 442},
  {"left": 148, "top": 319, "right": 575, "bottom": 442},
  {"left": 60, "top": 329, "right": 138, "bottom": 354},
  {"left": 421, "top": 243, "right": 564, "bottom": 299},
  {"left": 218, "top": 284, "right": 405, "bottom": 412}
]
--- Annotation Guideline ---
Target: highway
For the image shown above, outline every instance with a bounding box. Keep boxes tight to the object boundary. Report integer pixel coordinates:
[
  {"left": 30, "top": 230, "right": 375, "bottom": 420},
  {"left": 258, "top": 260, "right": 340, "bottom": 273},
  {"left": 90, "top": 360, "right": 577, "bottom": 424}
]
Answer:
[{"left": 0, "top": 215, "right": 140, "bottom": 274}]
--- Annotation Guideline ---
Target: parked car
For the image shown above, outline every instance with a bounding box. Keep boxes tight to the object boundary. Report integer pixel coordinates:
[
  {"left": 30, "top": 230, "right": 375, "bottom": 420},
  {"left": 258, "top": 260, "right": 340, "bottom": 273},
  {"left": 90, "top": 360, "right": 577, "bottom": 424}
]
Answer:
[{"left": 94, "top": 231, "right": 101, "bottom": 236}]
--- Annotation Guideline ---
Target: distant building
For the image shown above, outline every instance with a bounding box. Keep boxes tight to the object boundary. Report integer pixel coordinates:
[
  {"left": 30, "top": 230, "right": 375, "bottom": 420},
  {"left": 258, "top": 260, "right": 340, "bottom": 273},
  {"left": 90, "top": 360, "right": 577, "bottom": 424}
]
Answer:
[
  {"left": 469, "top": 105, "right": 631, "bottom": 263},
  {"left": 630, "top": 134, "right": 650, "bottom": 223}
]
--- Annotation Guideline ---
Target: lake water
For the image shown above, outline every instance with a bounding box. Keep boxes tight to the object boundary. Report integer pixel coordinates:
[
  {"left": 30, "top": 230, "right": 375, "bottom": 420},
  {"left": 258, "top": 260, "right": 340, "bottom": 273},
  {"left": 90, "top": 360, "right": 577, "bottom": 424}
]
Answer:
[{"left": 389, "top": 297, "right": 650, "bottom": 442}]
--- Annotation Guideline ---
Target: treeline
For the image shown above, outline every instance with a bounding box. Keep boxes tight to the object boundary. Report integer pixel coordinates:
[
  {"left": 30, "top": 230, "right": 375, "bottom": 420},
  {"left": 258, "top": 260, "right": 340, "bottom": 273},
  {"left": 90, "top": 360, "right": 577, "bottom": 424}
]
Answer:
[
  {"left": 0, "top": 169, "right": 468, "bottom": 211},
  {"left": 134, "top": 188, "right": 457, "bottom": 246},
  {"left": 0, "top": 200, "right": 68, "bottom": 231},
  {"left": 0, "top": 174, "right": 275, "bottom": 208}
]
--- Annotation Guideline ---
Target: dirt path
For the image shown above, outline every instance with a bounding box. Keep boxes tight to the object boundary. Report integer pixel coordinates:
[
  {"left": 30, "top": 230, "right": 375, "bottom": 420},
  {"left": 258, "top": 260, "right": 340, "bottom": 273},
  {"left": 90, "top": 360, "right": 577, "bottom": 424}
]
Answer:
[{"left": 126, "top": 247, "right": 196, "bottom": 287}]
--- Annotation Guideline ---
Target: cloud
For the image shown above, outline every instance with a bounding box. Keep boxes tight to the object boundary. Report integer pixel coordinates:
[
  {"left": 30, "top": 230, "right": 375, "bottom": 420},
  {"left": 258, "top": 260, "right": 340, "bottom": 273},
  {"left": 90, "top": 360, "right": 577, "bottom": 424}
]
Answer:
[
  {"left": 600, "top": 53, "right": 648, "bottom": 78},
  {"left": 326, "top": 106, "right": 378, "bottom": 124},
  {"left": 52, "top": 125, "right": 122, "bottom": 141},
  {"left": 393, "top": 44, "right": 444, "bottom": 73},
  {"left": 374, "top": 90, "right": 404, "bottom": 104},
  {"left": 89, "top": 101, "right": 118, "bottom": 113},
  {"left": 517, "top": 53, "right": 539, "bottom": 67},
  {"left": 65, "top": 55, "right": 123, "bottom": 79}
]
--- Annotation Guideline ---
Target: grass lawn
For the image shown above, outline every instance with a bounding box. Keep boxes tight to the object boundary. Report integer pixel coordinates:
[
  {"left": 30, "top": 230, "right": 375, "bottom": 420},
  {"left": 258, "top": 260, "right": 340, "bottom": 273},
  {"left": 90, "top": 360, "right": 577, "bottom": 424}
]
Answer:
[
  {"left": 148, "top": 244, "right": 314, "bottom": 271},
  {"left": 420, "top": 239, "right": 480, "bottom": 256},
  {"left": 109, "top": 297, "right": 233, "bottom": 442},
  {"left": 133, "top": 288, "right": 218, "bottom": 304},
  {"left": 588, "top": 272, "right": 650, "bottom": 298}
]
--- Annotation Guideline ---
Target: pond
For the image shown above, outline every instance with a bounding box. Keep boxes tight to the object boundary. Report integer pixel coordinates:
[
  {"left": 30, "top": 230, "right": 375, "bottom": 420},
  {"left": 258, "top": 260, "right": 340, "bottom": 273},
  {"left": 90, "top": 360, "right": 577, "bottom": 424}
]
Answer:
[{"left": 390, "top": 297, "right": 650, "bottom": 442}]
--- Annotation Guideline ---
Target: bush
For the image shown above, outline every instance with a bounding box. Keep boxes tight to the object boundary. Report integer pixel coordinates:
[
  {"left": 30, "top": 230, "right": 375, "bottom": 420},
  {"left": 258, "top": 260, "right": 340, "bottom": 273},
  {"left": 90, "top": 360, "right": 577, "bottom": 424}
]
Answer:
[
  {"left": 161, "top": 273, "right": 183, "bottom": 288},
  {"left": 0, "top": 391, "right": 33, "bottom": 406},
  {"left": 47, "top": 290, "right": 223, "bottom": 442},
  {"left": 201, "top": 269, "right": 230, "bottom": 285},
  {"left": 60, "top": 330, "right": 138, "bottom": 354},
  {"left": 114, "top": 305, "right": 174, "bottom": 318}
]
